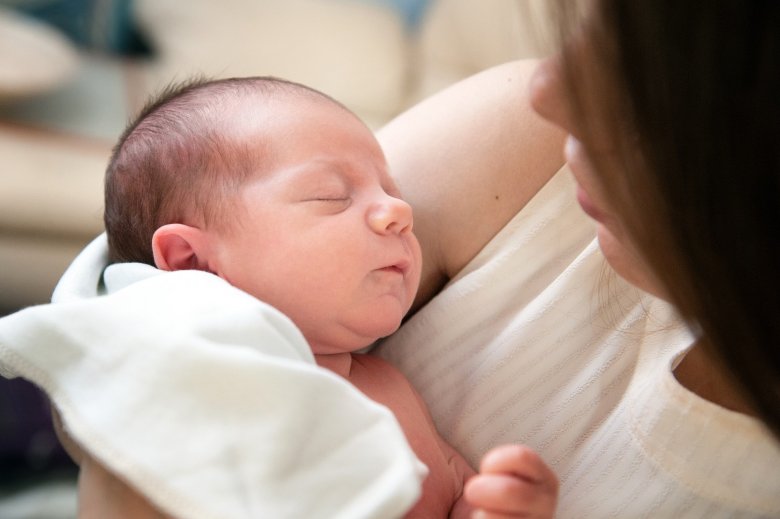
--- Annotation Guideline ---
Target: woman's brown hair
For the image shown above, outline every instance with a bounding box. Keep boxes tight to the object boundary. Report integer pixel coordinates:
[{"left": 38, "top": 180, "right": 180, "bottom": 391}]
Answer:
[{"left": 552, "top": 1, "right": 779, "bottom": 436}]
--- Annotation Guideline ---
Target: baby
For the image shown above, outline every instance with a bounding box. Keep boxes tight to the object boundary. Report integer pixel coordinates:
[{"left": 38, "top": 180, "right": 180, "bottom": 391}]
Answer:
[{"left": 104, "top": 76, "right": 557, "bottom": 518}]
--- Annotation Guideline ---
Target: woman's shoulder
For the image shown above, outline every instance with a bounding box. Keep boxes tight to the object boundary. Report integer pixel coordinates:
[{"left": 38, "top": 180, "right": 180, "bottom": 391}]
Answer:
[{"left": 379, "top": 60, "right": 567, "bottom": 310}]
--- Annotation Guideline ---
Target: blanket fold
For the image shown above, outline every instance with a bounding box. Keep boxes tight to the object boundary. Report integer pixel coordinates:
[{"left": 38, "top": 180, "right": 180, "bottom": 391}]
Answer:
[{"left": 0, "top": 234, "right": 424, "bottom": 519}]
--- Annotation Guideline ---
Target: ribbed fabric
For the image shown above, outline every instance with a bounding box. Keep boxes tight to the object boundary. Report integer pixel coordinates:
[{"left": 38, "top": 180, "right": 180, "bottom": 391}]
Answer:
[{"left": 376, "top": 167, "right": 780, "bottom": 517}]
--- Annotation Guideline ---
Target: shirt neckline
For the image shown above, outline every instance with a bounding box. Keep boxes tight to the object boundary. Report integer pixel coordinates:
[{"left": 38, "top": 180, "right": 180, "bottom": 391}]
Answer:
[{"left": 627, "top": 343, "right": 780, "bottom": 514}]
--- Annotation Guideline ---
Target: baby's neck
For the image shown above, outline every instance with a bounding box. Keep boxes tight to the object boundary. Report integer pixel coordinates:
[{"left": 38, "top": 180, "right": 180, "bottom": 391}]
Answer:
[{"left": 314, "top": 352, "right": 354, "bottom": 378}]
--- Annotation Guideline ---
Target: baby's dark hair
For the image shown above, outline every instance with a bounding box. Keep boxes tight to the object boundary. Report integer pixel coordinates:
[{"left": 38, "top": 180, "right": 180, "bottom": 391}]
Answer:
[{"left": 104, "top": 76, "right": 345, "bottom": 265}]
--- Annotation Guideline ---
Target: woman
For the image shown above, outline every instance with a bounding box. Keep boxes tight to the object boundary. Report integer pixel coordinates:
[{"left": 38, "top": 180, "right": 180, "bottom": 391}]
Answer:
[{"left": 378, "top": 1, "right": 779, "bottom": 517}]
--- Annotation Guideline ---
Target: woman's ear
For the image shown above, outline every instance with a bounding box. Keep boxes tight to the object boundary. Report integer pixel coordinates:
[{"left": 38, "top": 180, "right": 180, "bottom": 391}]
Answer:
[{"left": 152, "top": 224, "right": 212, "bottom": 272}]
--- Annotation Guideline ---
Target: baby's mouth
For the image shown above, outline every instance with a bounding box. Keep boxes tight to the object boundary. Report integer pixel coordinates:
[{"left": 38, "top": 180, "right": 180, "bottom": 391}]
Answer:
[
  {"left": 379, "top": 257, "right": 411, "bottom": 276},
  {"left": 379, "top": 265, "right": 404, "bottom": 275}
]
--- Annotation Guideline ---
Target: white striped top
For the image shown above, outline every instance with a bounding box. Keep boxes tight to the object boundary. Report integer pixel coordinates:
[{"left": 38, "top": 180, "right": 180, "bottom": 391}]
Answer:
[{"left": 375, "top": 167, "right": 780, "bottom": 517}]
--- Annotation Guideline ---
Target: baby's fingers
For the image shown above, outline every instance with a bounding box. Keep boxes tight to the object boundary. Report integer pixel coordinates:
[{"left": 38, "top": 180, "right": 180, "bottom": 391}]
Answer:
[
  {"left": 464, "top": 473, "right": 555, "bottom": 518},
  {"left": 480, "top": 444, "right": 558, "bottom": 491},
  {"left": 464, "top": 445, "right": 558, "bottom": 518}
]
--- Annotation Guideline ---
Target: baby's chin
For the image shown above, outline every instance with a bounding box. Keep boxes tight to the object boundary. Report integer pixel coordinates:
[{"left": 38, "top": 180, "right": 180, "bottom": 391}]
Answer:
[{"left": 307, "top": 318, "right": 404, "bottom": 355}]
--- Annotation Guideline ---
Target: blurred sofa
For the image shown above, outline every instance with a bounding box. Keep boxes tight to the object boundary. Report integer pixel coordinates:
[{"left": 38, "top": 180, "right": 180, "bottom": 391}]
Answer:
[{"left": 0, "top": 0, "right": 550, "bottom": 311}]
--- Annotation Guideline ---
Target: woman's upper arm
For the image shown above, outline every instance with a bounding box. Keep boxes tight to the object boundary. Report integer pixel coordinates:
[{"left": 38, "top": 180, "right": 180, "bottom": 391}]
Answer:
[{"left": 378, "top": 60, "right": 566, "bottom": 309}]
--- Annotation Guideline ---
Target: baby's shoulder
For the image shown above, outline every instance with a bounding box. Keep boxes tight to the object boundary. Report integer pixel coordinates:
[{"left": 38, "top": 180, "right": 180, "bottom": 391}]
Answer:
[{"left": 348, "top": 353, "right": 423, "bottom": 406}]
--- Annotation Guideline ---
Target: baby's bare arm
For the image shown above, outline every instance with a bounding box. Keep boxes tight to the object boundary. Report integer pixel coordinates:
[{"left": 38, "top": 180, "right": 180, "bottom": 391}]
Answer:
[
  {"left": 407, "top": 383, "right": 477, "bottom": 519},
  {"left": 439, "top": 438, "right": 477, "bottom": 519},
  {"left": 378, "top": 59, "right": 566, "bottom": 311}
]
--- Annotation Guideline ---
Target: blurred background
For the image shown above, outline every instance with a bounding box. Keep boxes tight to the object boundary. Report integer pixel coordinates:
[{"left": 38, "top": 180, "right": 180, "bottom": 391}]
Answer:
[{"left": 0, "top": 0, "right": 549, "bottom": 516}]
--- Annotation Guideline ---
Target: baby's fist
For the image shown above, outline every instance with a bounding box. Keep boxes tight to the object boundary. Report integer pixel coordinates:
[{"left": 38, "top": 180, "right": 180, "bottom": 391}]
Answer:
[{"left": 463, "top": 444, "right": 558, "bottom": 518}]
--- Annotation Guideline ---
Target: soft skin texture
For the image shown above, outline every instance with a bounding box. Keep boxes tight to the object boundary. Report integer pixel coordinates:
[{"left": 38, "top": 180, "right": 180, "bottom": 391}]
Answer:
[
  {"left": 154, "top": 95, "right": 423, "bottom": 355},
  {"left": 464, "top": 445, "right": 559, "bottom": 519},
  {"left": 377, "top": 60, "right": 566, "bottom": 311},
  {"left": 78, "top": 456, "right": 172, "bottom": 519}
]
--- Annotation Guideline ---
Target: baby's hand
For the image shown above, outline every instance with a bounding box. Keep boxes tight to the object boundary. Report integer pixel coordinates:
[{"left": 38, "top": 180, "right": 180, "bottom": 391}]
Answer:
[{"left": 463, "top": 444, "right": 558, "bottom": 518}]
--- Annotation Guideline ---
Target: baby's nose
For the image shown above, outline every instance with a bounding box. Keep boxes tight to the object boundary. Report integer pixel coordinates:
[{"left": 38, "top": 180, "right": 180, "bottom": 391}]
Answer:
[{"left": 368, "top": 196, "right": 413, "bottom": 235}]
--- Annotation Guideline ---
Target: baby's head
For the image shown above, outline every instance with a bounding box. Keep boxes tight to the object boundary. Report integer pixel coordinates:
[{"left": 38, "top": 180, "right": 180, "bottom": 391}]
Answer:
[
  {"left": 105, "top": 76, "right": 421, "bottom": 353},
  {"left": 106, "top": 76, "right": 332, "bottom": 265}
]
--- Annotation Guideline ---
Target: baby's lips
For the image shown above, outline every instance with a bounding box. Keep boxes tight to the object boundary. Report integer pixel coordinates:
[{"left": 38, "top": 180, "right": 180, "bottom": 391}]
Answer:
[{"left": 391, "top": 257, "right": 413, "bottom": 276}]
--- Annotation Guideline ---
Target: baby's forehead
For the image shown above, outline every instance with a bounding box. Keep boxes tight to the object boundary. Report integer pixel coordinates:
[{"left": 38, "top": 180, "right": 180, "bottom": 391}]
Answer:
[
  {"left": 210, "top": 86, "right": 386, "bottom": 181},
  {"left": 217, "top": 91, "right": 352, "bottom": 143}
]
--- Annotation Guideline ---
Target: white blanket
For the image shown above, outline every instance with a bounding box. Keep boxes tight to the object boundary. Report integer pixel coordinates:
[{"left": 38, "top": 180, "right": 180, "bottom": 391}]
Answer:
[{"left": 0, "top": 235, "right": 425, "bottom": 519}]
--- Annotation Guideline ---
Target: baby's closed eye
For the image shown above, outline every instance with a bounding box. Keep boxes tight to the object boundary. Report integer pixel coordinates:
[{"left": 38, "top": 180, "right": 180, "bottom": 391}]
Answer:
[
  {"left": 304, "top": 195, "right": 350, "bottom": 202},
  {"left": 301, "top": 195, "right": 352, "bottom": 213},
  {"left": 299, "top": 177, "right": 350, "bottom": 203}
]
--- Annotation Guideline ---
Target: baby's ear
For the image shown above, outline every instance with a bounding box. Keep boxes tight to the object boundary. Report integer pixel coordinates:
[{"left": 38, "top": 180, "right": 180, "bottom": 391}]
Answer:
[{"left": 152, "top": 224, "right": 212, "bottom": 272}]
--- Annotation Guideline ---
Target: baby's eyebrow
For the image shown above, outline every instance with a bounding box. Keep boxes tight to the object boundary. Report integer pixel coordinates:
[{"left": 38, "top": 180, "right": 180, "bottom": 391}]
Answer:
[
  {"left": 273, "top": 159, "right": 341, "bottom": 183},
  {"left": 285, "top": 164, "right": 351, "bottom": 193},
  {"left": 284, "top": 157, "right": 393, "bottom": 194}
]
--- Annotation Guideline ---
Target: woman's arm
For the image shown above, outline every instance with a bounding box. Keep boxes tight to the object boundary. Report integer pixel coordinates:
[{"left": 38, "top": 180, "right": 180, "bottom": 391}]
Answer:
[
  {"left": 78, "top": 454, "right": 172, "bottom": 519},
  {"left": 379, "top": 60, "right": 565, "bottom": 310},
  {"left": 52, "top": 408, "right": 171, "bottom": 518}
]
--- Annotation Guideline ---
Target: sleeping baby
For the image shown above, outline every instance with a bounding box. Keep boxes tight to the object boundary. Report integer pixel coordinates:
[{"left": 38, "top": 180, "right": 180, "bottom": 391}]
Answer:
[{"left": 98, "top": 75, "right": 558, "bottom": 518}]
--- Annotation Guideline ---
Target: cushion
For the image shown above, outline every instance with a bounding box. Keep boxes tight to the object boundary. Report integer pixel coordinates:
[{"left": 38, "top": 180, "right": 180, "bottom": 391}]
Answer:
[
  {"left": 0, "top": 7, "right": 79, "bottom": 99},
  {"left": 133, "top": 0, "right": 409, "bottom": 128}
]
